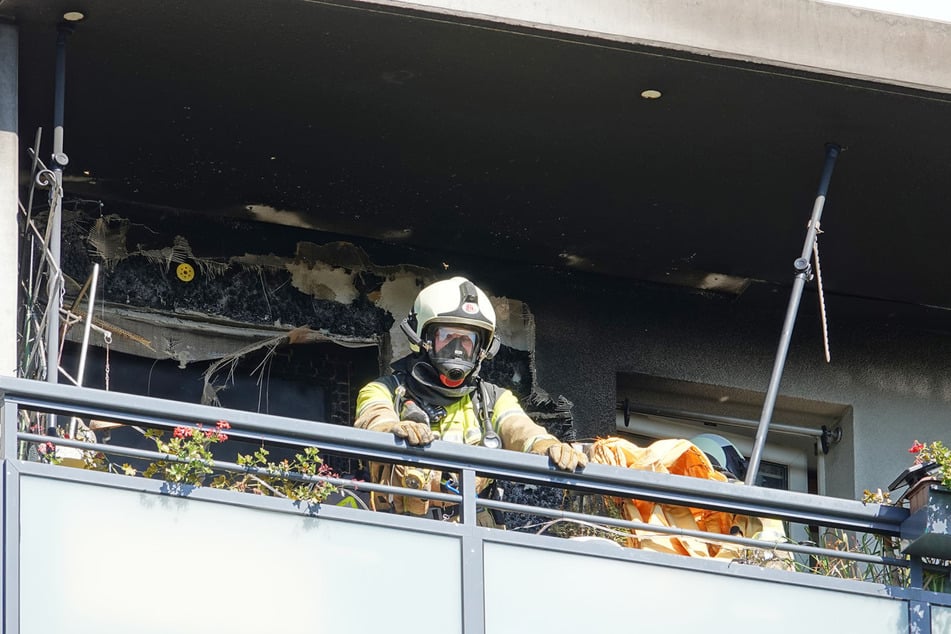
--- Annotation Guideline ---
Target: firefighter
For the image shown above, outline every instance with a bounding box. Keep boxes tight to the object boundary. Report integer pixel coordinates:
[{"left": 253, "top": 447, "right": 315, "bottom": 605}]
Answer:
[{"left": 354, "top": 276, "right": 587, "bottom": 519}]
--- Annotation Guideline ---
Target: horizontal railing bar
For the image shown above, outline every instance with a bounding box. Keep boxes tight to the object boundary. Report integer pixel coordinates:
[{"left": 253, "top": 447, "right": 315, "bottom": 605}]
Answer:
[
  {"left": 1, "top": 377, "right": 908, "bottom": 536},
  {"left": 478, "top": 497, "right": 909, "bottom": 568},
  {"left": 16, "top": 432, "right": 463, "bottom": 506}
]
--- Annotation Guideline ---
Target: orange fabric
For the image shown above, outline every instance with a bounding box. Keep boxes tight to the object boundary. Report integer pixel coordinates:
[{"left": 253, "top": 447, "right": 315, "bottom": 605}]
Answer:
[{"left": 590, "top": 437, "right": 756, "bottom": 558}]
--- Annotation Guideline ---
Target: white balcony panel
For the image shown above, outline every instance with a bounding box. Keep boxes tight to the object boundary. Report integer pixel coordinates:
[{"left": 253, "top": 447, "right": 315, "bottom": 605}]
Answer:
[
  {"left": 18, "top": 476, "right": 463, "bottom": 634},
  {"left": 934, "top": 605, "right": 951, "bottom": 632},
  {"left": 483, "top": 542, "right": 907, "bottom": 633}
]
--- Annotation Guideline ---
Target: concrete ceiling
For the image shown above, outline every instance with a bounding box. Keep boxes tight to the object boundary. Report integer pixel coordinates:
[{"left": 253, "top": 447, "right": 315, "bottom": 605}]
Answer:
[{"left": 9, "top": 0, "right": 951, "bottom": 310}]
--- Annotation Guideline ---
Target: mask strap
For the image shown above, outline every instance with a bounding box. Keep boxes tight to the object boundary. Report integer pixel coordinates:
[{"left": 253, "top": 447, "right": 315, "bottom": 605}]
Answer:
[
  {"left": 400, "top": 317, "right": 430, "bottom": 351},
  {"left": 482, "top": 334, "right": 501, "bottom": 360}
]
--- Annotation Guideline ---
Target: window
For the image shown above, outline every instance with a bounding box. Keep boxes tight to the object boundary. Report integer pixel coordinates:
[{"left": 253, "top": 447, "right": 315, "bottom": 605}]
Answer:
[
  {"left": 617, "top": 373, "right": 848, "bottom": 494},
  {"left": 616, "top": 373, "right": 850, "bottom": 547},
  {"left": 615, "top": 408, "right": 809, "bottom": 493}
]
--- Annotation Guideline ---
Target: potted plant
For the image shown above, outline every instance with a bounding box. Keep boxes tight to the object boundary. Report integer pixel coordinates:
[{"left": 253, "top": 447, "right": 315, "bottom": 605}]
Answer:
[{"left": 893, "top": 441, "right": 951, "bottom": 560}]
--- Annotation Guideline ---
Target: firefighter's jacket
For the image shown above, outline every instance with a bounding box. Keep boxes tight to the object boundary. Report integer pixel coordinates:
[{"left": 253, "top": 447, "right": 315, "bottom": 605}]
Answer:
[{"left": 355, "top": 375, "right": 559, "bottom": 515}]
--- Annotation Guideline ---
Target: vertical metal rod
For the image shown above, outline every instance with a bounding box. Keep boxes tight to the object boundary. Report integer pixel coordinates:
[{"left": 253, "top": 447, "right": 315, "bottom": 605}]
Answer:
[
  {"left": 460, "top": 467, "right": 478, "bottom": 525},
  {"left": 69, "top": 264, "right": 100, "bottom": 439},
  {"left": 746, "top": 143, "right": 841, "bottom": 486},
  {"left": 909, "top": 555, "right": 924, "bottom": 589},
  {"left": 459, "top": 468, "right": 486, "bottom": 634},
  {"left": 3, "top": 460, "right": 22, "bottom": 634},
  {"left": 75, "top": 263, "right": 99, "bottom": 388},
  {"left": 908, "top": 600, "right": 931, "bottom": 634},
  {"left": 44, "top": 25, "right": 71, "bottom": 430}
]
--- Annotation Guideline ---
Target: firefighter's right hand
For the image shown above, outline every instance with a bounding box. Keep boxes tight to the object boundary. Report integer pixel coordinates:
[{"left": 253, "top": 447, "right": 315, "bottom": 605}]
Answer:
[{"left": 392, "top": 420, "right": 436, "bottom": 445}]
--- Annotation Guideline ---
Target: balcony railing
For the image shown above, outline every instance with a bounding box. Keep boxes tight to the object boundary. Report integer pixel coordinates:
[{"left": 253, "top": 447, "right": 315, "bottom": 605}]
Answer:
[{"left": 2, "top": 376, "right": 950, "bottom": 634}]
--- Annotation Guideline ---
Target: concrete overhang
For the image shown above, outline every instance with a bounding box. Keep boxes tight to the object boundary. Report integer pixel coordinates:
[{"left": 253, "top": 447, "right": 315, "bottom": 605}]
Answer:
[
  {"left": 374, "top": 0, "right": 951, "bottom": 93},
  {"left": 6, "top": 0, "right": 951, "bottom": 312}
]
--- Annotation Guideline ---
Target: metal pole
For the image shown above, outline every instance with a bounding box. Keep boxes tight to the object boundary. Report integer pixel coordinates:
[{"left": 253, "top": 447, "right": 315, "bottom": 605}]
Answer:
[
  {"left": 75, "top": 263, "right": 100, "bottom": 387},
  {"left": 69, "top": 263, "right": 100, "bottom": 439},
  {"left": 45, "top": 25, "right": 72, "bottom": 429},
  {"left": 745, "top": 143, "right": 841, "bottom": 486}
]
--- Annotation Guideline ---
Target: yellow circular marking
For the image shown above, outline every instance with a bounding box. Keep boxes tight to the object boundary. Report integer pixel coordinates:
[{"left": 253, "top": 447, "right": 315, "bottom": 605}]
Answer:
[{"left": 176, "top": 262, "right": 195, "bottom": 282}]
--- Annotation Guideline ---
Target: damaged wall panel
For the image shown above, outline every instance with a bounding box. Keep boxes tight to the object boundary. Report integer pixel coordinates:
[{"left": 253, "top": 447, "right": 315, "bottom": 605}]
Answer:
[{"left": 54, "top": 204, "right": 576, "bottom": 440}]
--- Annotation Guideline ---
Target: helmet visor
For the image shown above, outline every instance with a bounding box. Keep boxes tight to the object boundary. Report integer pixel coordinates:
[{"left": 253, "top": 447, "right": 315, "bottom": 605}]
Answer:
[{"left": 430, "top": 326, "right": 479, "bottom": 362}]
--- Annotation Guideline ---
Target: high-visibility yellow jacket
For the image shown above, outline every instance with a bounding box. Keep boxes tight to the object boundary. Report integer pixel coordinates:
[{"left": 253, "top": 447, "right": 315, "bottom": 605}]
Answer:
[
  {"left": 355, "top": 375, "right": 557, "bottom": 453},
  {"left": 354, "top": 374, "right": 560, "bottom": 516}
]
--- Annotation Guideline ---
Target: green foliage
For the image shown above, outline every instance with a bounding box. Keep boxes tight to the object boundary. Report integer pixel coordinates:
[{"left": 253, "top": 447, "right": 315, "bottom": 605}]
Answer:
[
  {"left": 142, "top": 422, "right": 224, "bottom": 486},
  {"left": 209, "top": 444, "right": 337, "bottom": 506},
  {"left": 61, "top": 419, "right": 338, "bottom": 506},
  {"left": 809, "top": 442, "right": 951, "bottom": 592},
  {"left": 804, "top": 528, "right": 907, "bottom": 586},
  {"left": 910, "top": 440, "right": 951, "bottom": 488}
]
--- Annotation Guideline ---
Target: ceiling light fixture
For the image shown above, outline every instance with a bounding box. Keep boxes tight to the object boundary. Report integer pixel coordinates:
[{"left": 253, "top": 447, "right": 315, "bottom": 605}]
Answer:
[
  {"left": 640, "top": 89, "right": 662, "bottom": 99},
  {"left": 63, "top": 11, "right": 85, "bottom": 22}
]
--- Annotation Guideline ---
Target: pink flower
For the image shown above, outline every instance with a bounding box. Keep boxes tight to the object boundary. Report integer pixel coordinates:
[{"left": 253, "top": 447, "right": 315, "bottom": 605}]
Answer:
[
  {"left": 173, "top": 427, "right": 193, "bottom": 439},
  {"left": 216, "top": 420, "right": 231, "bottom": 430},
  {"left": 909, "top": 440, "right": 925, "bottom": 454}
]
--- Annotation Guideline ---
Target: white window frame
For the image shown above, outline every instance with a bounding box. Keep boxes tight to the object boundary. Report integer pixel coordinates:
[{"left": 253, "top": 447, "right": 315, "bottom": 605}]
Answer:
[{"left": 614, "top": 411, "right": 814, "bottom": 495}]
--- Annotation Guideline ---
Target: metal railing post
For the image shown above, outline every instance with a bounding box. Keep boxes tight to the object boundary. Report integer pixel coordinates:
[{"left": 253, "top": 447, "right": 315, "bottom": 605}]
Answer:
[
  {"left": 1, "top": 398, "right": 18, "bottom": 460},
  {"left": 459, "top": 468, "right": 485, "bottom": 634}
]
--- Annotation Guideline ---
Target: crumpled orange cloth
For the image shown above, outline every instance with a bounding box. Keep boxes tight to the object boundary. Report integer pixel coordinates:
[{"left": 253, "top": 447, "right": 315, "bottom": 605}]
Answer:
[{"left": 590, "top": 437, "right": 764, "bottom": 558}]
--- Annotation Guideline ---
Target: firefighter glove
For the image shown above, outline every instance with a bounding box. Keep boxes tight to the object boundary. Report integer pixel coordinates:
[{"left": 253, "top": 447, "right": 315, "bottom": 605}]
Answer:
[
  {"left": 530, "top": 437, "right": 588, "bottom": 471},
  {"left": 392, "top": 420, "right": 436, "bottom": 445}
]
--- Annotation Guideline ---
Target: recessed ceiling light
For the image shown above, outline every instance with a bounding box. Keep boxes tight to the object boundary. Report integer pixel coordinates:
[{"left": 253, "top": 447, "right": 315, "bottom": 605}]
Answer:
[
  {"left": 640, "top": 89, "right": 662, "bottom": 99},
  {"left": 63, "top": 11, "right": 86, "bottom": 22}
]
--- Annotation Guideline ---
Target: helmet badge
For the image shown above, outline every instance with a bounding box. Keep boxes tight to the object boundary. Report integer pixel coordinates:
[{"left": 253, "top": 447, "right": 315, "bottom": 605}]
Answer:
[{"left": 461, "top": 301, "right": 479, "bottom": 315}]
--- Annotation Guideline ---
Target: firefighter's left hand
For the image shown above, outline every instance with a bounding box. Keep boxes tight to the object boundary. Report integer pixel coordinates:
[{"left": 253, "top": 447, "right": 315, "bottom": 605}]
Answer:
[
  {"left": 547, "top": 442, "right": 588, "bottom": 471},
  {"left": 531, "top": 438, "right": 588, "bottom": 471}
]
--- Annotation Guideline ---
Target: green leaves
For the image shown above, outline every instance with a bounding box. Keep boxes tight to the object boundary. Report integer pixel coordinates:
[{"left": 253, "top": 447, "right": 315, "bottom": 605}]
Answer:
[
  {"left": 52, "top": 419, "right": 339, "bottom": 507},
  {"left": 910, "top": 440, "right": 951, "bottom": 488},
  {"left": 211, "top": 443, "right": 336, "bottom": 505}
]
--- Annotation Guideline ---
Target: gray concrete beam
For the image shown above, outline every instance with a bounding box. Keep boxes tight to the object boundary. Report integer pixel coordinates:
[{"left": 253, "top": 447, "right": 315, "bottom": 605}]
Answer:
[
  {"left": 0, "top": 22, "right": 17, "bottom": 378},
  {"left": 364, "top": 0, "right": 951, "bottom": 93}
]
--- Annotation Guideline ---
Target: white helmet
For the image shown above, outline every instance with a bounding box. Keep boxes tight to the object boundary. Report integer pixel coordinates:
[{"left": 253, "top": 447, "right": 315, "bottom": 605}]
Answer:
[
  {"left": 691, "top": 433, "right": 749, "bottom": 482},
  {"left": 399, "top": 277, "right": 501, "bottom": 387}
]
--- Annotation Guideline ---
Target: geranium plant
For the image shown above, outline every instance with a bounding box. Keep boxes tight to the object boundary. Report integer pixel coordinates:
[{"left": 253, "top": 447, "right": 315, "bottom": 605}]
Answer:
[
  {"left": 99, "top": 419, "right": 337, "bottom": 505},
  {"left": 908, "top": 440, "right": 951, "bottom": 489},
  {"left": 138, "top": 420, "right": 231, "bottom": 485}
]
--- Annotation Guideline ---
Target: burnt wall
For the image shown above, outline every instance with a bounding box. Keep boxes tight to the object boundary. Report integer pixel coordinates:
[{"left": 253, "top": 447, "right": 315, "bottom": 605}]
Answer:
[
  {"left": 471, "top": 263, "right": 951, "bottom": 499},
  {"left": 51, "top": 202, "right": 951, "bottom": 498},
  {"left": 55, "top": 203, "right": 576, "bottom": 441},
  {"left": 59, "top": 207, "right": 393, "bottom": 337}
]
